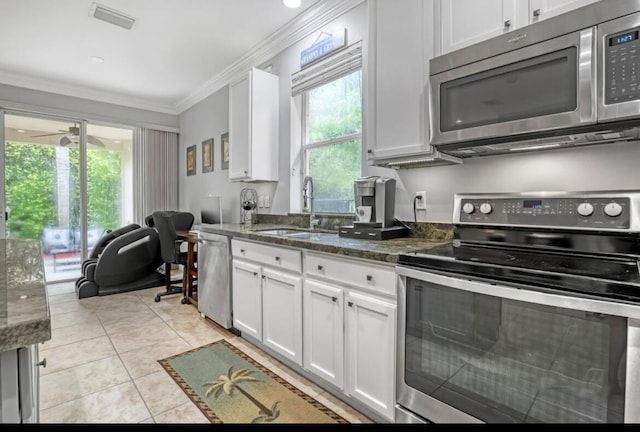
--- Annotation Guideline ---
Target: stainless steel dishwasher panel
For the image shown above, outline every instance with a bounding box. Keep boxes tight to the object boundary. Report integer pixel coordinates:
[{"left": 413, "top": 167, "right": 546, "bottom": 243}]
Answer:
[{"left": 197, "top": 232, "right": 232, "bottom": 329}]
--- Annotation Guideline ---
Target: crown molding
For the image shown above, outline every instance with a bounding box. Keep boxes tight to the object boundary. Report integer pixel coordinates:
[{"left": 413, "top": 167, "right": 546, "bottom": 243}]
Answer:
[
  {"left": 0, "top": 0, "right": 365, "bottom": 116},
  {"left": 174, "top": 0, "right": 365, "bottom": 114},
  {"left": 0, "top": 70, "right": 178, "bottom": 115}
]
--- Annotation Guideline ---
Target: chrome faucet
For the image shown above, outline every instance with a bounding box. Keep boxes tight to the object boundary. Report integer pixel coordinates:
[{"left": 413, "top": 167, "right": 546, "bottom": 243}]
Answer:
[{"left": 303, "top": 175, "right": 320, "bottom": 230}]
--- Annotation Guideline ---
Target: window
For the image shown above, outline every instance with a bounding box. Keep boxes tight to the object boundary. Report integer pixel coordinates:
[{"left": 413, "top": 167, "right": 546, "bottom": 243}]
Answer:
[
  {"left": 292, "top": 41, "right": 363, "bottom": 214},
  {"left": 303, "top": 71, "right": 361, "bottom": 213}
]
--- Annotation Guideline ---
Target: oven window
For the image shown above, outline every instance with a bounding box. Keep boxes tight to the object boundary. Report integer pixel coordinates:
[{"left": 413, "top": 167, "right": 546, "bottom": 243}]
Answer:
[
  {"left": 440, "top": 47, "right": 577, "bottom": 132},
  {"left": 404, "top": 278, "right": 627, "bottom": 423}
]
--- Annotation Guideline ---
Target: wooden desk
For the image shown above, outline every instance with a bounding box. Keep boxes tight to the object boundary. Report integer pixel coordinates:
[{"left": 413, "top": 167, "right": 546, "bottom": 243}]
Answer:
[{"left": 177, "top": 230, "right": 198, "bottom": 306}]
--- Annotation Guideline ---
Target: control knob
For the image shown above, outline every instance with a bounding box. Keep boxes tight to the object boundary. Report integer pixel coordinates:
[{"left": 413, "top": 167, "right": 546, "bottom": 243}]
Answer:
[
  {"left": 577, "top": 202, "right": 594, "bottom": 217},
  {"left": 462, "top": 203, "right": 475, "bottom": 214},
  {"left": 479, "top": 203, "right": 493, "bottom": 215},
  {"left": 604, "top": 202, "right": 623, "bottom": 217}
]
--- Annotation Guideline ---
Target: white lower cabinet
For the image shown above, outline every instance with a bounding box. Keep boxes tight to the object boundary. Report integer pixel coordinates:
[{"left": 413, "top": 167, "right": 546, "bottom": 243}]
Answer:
[
  {"left": 261, "top": 268, "right": 302, "bottom": 365},
  {"left": 231, "top": 239, "right": 303, "bottom": 366},
  {"left": 0, "top": 344, "right": 40, "bottom": 423},
  {"left": 345, "top": 290, "right": 396, "bottom": 421},
  {"left": 303, "top": 251, "right": 397, "bottom": 422},
  {"left": 302, "top": 279, "right": 344, "bottom": 389},
  {"left": 232, "top": 240, "right": 397, "bottom": 422},
  {"left": 231, "top": 260, "right": 263, "bottom": 340}
]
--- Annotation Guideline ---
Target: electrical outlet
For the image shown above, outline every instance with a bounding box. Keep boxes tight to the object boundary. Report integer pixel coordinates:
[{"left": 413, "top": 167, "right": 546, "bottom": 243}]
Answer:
[
  {"left": 265, "top": 195, "right": 271, "bottom": 208},
  {"left": 415, "top": 191, "right": 427, "bottom": 210},
  {"left": 258, "top": 196, "right": 265, "bottom": 208}
]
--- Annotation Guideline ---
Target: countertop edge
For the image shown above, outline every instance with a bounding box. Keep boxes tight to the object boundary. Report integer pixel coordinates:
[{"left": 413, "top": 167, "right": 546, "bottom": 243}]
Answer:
[
  {"left": 0, "top": 318, "right": 51, "bottom": 352},
  {"left": 201, "top": 224, "right": 448, "bottom": 264}
]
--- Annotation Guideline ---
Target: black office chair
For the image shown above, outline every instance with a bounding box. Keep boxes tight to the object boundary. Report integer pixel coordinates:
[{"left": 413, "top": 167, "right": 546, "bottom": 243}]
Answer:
[{"left": 151, "top": 210, "right": 195, "bottom": 303}]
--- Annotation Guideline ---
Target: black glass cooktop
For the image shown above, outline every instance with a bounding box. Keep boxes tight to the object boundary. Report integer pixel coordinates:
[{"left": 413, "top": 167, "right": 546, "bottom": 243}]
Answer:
[{"left": 398, "top": 242, "right": 640, "bottom": 304}]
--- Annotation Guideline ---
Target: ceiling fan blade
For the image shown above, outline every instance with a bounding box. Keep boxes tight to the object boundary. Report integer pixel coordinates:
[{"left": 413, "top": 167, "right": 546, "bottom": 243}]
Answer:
[
  {"left": 32, "top": 132, "right": 66, "bottom": 138},
  {"left": 88, "top": 135, "right": 105, "bottom": 147},
  {"left": 59, "top": 136, "right": 72, "bottom": 146}
]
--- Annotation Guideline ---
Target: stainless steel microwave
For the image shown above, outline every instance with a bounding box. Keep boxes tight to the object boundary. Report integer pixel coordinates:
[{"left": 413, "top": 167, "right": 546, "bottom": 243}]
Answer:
[{"left": 429, "top": 0, "right": 640, "bottom": 157}]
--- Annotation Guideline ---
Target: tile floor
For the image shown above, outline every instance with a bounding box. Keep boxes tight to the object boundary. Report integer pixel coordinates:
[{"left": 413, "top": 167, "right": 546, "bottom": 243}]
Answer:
[{"left": 40, "top": 281, "right": 373, "bottom": 424}]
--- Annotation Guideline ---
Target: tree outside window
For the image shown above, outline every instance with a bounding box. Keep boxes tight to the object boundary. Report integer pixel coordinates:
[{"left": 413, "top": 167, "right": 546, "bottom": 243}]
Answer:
[{"left": 303, "top": 70, "right": 362, "bottom": 214}]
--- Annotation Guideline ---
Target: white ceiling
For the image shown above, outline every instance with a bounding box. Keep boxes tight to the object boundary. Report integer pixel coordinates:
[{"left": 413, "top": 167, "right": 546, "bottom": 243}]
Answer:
[{"left": 0, "top": 0, "right": 333, "bottom": 115}]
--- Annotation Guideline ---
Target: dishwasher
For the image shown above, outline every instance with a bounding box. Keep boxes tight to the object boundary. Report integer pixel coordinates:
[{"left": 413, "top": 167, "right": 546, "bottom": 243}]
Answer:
[{"left": 197, "top": 231, "right": 234, "bottom": 330}]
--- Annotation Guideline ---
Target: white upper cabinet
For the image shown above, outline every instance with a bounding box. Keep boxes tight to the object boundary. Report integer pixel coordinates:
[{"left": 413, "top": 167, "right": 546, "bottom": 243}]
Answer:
[
  {"left": 437, "top": 0, "right": 600, "bottom": 55},
  {"left": 364, "top": 0, "right": 435, "bottom": 163},
  {"left": 528, "top": 0, "right": 600, "bottom": 23},
  {"left": 229, "top": 67, "right": 279, "bottom": 182},
  {"left": 436, "top": 0, "right": 521, "bottom": 56}
]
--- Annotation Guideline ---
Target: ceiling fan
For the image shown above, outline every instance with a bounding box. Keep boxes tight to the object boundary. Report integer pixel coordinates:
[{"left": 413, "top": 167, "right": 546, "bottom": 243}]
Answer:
[{"left": 31, "top": 124, "right": 105, "bottom": 147}]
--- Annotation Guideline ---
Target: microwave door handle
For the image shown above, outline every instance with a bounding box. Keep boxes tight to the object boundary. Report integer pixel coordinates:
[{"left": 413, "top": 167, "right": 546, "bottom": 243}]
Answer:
[{"left": 578, "top": 27, "right": 596, "bottom": 123}]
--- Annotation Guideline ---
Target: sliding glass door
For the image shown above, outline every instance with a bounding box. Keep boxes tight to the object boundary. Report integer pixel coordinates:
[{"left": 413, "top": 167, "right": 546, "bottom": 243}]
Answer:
[
  {"left": 2, "top": 111, "right": 134, "bottom": 283},
  {"left": 86, "top": 123, "right": 135, "bottom": 257}
]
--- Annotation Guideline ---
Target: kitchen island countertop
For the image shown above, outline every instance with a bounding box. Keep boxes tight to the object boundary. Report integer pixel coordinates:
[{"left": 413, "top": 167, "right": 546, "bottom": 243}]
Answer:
[
  {"left": 200, "top": 223, "right": 452, "bottom": 264},
  {"left": 0, "top": 239, "right": 51, "bottom": 352}
]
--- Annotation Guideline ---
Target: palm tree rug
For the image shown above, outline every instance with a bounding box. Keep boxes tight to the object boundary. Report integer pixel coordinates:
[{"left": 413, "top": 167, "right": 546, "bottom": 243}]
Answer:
[{"left": 158, "top": 339, "right": 349, "bottom": 424}]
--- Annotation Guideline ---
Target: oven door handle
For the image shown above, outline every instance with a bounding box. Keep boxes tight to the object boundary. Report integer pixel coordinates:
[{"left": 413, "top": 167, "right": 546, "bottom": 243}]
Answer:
[{"left": 395, "top": 265, "right": 640, "bottom": 319}]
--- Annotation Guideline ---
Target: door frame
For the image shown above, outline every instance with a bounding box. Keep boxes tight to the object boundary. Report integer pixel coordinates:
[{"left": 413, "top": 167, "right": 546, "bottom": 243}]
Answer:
[{"left": 0, "top": 109, "right": 6, "bottom": 238}]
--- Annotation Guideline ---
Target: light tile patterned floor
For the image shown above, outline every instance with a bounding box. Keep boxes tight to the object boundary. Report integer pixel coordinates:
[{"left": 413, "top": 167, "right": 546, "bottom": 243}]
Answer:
[{"left": 40, "top": 282, "right": 373, "bottom": 424}]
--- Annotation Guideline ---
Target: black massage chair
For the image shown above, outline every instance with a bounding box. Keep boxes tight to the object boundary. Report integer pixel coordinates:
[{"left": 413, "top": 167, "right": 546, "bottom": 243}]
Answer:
[{"left": 75, "top": 220, "right": 165, "bottom": 299}]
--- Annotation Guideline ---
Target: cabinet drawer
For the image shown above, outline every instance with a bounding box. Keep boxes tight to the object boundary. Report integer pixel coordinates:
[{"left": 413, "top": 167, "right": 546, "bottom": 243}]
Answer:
[
  {"left": 304, "top": 252, "right": 395, "bottom": 297},
  {"left": 232, "top": 239, "right": 301, "bottom": 273}
]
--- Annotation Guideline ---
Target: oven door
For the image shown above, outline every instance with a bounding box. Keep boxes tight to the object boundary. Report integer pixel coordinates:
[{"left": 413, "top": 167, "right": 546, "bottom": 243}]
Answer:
[
  {"left": 430, "top": 27, "right": 596, "bottom": 147},
  {"left": 395, "top": 266, "right": 640, "bottom": 424}
]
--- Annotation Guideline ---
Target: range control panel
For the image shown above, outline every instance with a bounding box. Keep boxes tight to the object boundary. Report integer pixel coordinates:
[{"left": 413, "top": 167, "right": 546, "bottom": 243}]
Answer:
[{"left": 455, "top": 193, "right": 637, "bottom": 231}]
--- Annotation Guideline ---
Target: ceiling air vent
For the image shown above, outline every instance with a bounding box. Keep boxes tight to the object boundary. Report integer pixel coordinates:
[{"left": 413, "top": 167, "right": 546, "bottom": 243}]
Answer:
[{"left": 90, "top": 3, "right": 136, "bottom": 30}]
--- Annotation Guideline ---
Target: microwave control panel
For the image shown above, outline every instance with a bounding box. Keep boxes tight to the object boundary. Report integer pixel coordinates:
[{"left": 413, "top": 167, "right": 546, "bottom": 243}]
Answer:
[
  {"left": 605, "top": 27, "right": 640, "bottom": 104},
  {"left": 456, "top": 196, "right": 632, "bottom": 230}
]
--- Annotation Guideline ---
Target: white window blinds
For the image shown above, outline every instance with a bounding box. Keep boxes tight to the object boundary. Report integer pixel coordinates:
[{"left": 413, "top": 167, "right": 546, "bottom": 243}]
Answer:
[{"left": 291, "top": 41, "right": 362, "bottom": 97}]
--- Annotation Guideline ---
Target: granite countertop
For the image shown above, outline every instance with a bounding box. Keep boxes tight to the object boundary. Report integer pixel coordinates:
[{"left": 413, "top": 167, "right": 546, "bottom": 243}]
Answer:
[
  {"left": 200, "top": 223, "right": 452, "bottom": 264},
  {"left": 0, "top": 239, "right": 51, "bottom": 352}
]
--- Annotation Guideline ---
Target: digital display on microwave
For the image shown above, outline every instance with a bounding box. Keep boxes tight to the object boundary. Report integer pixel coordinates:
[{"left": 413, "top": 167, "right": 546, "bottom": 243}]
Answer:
[
  {"left": 523, "top": 200, "right": 543, "bottom": 209},
  {"left": 610, "top": 31, "right": 638, "bottom": 46}
]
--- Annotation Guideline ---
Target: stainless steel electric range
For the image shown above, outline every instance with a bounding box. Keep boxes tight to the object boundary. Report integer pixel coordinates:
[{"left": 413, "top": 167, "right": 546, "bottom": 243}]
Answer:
[{"left": 395, "top": 190, "right": 640, "bottom": 424}]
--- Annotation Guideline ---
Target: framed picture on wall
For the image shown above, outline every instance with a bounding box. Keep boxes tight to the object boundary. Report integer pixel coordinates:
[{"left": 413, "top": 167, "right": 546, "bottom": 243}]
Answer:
[
  {"left": 202, "top": 138, "right": 214, "bottom": 173},
  {"left": 221, "top": 132, "right": 229, "bottom": 170},
  {"left": 186, "top": 145, "right": 196, "bottom": 176}
]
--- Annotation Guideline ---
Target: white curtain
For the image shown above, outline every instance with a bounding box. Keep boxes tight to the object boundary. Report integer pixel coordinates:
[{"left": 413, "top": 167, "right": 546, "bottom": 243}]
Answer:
[{"left": 133, "top": 128, "right": 179, "bottom": 225}]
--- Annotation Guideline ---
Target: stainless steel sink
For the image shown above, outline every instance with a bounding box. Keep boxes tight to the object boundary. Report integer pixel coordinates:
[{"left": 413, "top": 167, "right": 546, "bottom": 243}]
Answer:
[
  {"left": 253, "top": 229, "right": 307, "bottom": 236},
  {"left": 283, "top": 231, "right": 336, "bottom": 240},
  {"left": 253, "top": 228, "right": 337, "bottom": 239}
]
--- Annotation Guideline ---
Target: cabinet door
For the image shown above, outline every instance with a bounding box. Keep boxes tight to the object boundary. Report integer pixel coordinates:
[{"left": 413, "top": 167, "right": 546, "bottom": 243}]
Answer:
[
  {"left": 345, "top": 291, "right": 396, "bottom": 422},
  {"left": 302, "top": 279, "right": 344, "bottom": 390},
  {"left": 528, "top": 0, "right": 599, "bottom": 23},
  {"left": 438, "top": 0, "right": 517, "bottom": 54},
  {"left": 229, "top": 74, "right": 251, "bottom": 180},
  {"left": 231, "top": 259, "right": 262, "bottom": 340},
  {"left": 249, "top": 68, "right": 279, "bottom": 182},
  {"left": 365, "top": 0, "right": 433, "bottom": 161},
  {"left": 0, "top": 349, "right": 20, "bottom": 423},
  {"left": 262, "top": 268, "right": 303, "bottom": 366},
  {"left": 0, "top": 345, "right": 39, "bottom": 423}
]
